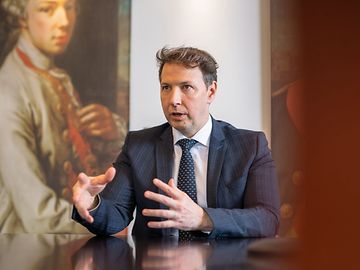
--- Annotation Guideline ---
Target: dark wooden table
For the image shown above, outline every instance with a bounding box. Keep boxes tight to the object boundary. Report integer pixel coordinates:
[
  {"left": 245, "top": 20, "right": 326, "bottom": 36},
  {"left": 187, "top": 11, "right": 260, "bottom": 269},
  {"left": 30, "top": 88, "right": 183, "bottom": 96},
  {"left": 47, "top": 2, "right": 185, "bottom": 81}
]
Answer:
[{"left": 0, "top": 234, "right": 299, "bottom": 269}]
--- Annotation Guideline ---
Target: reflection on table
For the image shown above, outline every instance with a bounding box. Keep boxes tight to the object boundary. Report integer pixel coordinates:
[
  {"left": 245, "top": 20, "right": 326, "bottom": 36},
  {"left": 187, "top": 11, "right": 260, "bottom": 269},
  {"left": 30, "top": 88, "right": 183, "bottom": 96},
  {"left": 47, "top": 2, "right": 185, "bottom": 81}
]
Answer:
[{"left": 0, "top": 234, "right": 299, "bottom": 270}]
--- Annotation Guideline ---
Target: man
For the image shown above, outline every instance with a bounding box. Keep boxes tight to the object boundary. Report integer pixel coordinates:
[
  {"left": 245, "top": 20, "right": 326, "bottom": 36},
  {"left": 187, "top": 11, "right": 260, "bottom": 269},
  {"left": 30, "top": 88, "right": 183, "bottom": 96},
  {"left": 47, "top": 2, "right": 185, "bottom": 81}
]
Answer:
[{"left": 72, "top": 46, "right": 280, "bottom": 238}]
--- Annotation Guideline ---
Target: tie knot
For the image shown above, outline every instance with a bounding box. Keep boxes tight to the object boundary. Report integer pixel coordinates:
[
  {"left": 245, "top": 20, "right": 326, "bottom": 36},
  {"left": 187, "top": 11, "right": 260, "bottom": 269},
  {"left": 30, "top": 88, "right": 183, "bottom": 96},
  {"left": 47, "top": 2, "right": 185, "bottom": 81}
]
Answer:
[{"left": 177, "top": 139, "right": 197, "bottom": 151}]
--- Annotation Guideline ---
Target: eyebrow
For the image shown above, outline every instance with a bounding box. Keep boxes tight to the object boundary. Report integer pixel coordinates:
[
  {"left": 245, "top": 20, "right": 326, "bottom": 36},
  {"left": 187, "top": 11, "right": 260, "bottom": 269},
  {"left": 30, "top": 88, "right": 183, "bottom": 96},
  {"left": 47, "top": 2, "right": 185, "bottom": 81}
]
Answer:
[{"left": 161, "top": 80, "right": 192, "bottom": 84}]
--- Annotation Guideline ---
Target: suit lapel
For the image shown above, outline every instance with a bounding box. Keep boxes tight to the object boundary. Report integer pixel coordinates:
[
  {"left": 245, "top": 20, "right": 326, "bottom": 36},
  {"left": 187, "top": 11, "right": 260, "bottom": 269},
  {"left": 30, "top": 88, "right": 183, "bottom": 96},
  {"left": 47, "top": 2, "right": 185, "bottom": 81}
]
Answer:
[
  {"left": 154, "top": 125, "right": 175, "bottom": 236},
  {"left": 155, "top": 125, "right": 174, "bottom": 198},
  {"left": 154, "top": 120, "right": 226, "bottom": 209},
  {"left": 207, "top": 118, "right": 227, "bottom": 208}
]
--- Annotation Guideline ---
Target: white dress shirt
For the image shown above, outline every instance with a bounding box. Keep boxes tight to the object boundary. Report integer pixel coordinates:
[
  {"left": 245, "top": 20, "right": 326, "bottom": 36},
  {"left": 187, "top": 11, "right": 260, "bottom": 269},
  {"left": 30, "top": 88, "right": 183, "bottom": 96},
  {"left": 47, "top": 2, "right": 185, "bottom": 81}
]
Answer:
[{"left": 172, "top": 115, "right": 212, "bottom": 208}]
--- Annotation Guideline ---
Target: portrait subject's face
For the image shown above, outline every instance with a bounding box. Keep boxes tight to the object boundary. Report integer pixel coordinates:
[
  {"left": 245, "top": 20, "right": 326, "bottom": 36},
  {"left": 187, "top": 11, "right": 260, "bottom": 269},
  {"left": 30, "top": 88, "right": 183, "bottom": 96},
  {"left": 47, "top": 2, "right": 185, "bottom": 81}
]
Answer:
[
  {"left": 160, "top": 63, "right": 217, "bottom": 138},
  {"left": 22, "top": 0, "right": 77, "bottom": 56}
]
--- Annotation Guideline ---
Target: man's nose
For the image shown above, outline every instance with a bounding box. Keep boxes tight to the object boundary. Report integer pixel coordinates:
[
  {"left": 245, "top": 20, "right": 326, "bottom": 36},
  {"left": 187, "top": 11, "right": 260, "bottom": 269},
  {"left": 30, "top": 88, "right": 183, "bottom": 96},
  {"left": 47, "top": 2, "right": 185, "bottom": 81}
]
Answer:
[{"left": 169, "top": 88, "right": 182, "bottom": 106}]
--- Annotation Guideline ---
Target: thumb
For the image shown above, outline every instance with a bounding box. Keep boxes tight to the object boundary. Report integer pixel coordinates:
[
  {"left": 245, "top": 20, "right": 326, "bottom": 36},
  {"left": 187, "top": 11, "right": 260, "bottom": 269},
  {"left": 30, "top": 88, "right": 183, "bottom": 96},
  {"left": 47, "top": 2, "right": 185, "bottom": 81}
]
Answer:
[
  {"left": 104, "top": 167, "right": 116, "bottom": 182},
  {"left": 91, "top": 167, "right": 116, "bottom": 186}
]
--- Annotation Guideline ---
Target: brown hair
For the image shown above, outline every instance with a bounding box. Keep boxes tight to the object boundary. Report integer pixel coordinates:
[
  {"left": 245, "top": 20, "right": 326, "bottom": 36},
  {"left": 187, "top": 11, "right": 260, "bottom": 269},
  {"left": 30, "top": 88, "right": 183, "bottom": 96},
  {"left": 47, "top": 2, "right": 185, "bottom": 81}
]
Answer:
[{"left": 156, "top": 46, "right": 219, "bottom": 87}]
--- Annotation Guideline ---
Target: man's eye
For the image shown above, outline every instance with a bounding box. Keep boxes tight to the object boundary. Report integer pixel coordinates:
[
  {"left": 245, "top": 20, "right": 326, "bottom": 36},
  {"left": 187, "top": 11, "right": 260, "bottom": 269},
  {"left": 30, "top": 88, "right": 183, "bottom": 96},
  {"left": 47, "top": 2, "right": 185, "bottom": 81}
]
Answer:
[
  {"left": 161, "top": 85, "right": 170, "bottom": 91},
  {"left": 182, "top": 85, "right": 193, "bottom": 91}
]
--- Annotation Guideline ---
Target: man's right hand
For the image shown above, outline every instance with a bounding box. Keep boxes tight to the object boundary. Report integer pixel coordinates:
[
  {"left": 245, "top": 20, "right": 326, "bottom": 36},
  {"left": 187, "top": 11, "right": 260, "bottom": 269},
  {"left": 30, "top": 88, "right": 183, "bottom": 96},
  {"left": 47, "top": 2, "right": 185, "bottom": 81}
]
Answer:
[{"left": 72, "top": 167, "right": 116, "bottom": 223}]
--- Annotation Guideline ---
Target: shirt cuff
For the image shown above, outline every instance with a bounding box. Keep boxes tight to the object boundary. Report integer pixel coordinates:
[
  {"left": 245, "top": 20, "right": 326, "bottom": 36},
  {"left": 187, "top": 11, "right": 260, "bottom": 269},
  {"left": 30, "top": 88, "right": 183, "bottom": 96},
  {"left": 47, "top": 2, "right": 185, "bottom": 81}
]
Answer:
[{"left": 88, "top": 195, "right": 101, "bottom": 212}]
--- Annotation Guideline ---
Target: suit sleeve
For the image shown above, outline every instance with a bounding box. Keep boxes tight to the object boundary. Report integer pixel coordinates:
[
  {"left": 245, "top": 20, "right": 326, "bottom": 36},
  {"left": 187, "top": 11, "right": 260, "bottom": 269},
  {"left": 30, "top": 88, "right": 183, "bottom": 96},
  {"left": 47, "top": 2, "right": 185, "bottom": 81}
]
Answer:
[
  {"left": 204, "top": 132, "right": 280, "bottom": 238},
  {"left": 72, "top": 134, "right": 136, "bottom": 235}
]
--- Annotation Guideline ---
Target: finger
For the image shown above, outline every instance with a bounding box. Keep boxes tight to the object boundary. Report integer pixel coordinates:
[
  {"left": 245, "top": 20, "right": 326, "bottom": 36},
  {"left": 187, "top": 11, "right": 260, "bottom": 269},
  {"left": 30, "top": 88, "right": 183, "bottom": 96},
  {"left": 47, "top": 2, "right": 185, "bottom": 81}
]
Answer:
[
  {"left": 147, "top": 248, "right": 177, "bottom": 257},
  {"left": 144, "top": 190, "right": 176, "bottom": 209},
  {"left": 80, "top": 209, "right": 93, "bottom": 223},
  {"left": 84, "top": 122, "right": 103, "bottom": 130},
  {"left": 72, "top": 173, "right": 90, "bottom": 203},
  {"left": 79, "top": 111, "right": 102, "bottom": 126},
  {"left": 152, "top": 178, "right": 180, "bottom": 199},
  {"left": 78, "top": 105, "right": 111, "bottom": 124},
  {"left": 76, "top": 207, "right": 94, "bottom": 223},
  {"left": 142, "top": 258, "right": 176, "bottom": 269},
  {"left": 77, "top": 103, "right": 101, "bottom": 117},
  {"left": 142, "top": 208, "right": 176, "bottom": 219},
  {"left": 72, "top": 187, "right": 83, "bottom": 204},
  {"left": 168, "top": 178, "right": 176, "bottom": 188},
  {"left": 83, "top": 120, "right": 114, "bottom": 132},
  {"left": 147, "top": 219, "right": 177, "bottom": 229},
  {"left": 91, "top": 167, "right": 116, "bottom": 186},
  {"left": 83, "top": 126, "right": 111, "bottom": 137},
  {"left": 77, "top": 172, "right": 90, "bottom": 186},
  {"left": 85, "top": 213, "right": 94, "bottom": 223}
]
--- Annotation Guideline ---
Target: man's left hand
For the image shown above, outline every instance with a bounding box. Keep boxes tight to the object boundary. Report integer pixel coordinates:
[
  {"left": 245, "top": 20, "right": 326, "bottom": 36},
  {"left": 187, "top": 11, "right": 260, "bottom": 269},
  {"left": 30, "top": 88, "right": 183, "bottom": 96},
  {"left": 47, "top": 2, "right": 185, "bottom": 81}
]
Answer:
[{"left": 142, "top": 178, "right": 213, "bottom": 231}]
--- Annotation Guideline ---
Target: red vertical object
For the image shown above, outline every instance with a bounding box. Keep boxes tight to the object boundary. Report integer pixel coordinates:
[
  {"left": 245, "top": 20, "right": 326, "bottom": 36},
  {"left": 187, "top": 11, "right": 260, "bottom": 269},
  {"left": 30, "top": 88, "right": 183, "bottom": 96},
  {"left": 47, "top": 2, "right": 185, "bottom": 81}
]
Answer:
[{"left": 300, "top": 1, "right": 360, "bottom": 269}]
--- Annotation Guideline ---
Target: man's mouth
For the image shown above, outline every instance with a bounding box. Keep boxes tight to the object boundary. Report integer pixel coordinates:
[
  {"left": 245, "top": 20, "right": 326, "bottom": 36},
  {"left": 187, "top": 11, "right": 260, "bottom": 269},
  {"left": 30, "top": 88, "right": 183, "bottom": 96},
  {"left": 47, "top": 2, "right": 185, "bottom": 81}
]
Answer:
[
  {"left": 170, "top": 112, "right": 187, "bottom": 120},
  {"left": 171, "top": 112, "right": 184, "bottom": 116}
]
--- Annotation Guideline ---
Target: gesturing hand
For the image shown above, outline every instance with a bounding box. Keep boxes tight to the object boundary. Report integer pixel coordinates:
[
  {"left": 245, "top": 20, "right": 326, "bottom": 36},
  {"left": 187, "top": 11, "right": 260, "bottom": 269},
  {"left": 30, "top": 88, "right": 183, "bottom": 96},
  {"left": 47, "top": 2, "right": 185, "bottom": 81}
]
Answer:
[
  {"left": 72, "top": 167, "right": 116, "bottom": 223},
  {"left": 142, "top": 178, "right": 213, "bottom": 231}
]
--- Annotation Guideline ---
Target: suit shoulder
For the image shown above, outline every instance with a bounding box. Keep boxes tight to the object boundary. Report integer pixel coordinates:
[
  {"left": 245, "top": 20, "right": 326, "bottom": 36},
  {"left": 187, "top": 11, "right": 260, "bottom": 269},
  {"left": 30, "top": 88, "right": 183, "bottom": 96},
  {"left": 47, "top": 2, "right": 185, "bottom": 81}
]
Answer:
[
  {"left": 213, "top": 120, "right": 270, "bottom": 160},
  {"left": 127, "top": 123, "right": 170, "bottom": 141},
  {"left": 215, "top": 119, "right": 265, "bottom": 139}
]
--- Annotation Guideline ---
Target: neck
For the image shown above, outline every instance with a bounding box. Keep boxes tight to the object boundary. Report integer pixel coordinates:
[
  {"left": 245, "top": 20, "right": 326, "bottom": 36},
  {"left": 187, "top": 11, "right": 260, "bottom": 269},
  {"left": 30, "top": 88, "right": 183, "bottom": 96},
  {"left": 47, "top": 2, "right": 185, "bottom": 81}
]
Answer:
[{"left": 18, "top": 32, "right": 54, "bottom": 70}]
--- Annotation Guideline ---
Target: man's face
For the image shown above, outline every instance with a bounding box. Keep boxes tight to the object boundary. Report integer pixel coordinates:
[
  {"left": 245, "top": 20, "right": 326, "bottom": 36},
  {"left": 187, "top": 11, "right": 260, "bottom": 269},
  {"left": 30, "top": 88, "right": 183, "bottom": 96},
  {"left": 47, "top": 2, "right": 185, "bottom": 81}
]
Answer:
[
  {"left": 21, "top": 0, "right": 77, "bottom": 56},
  {"left": 160, "top": 63, "right": 217, "bottom": 138}
]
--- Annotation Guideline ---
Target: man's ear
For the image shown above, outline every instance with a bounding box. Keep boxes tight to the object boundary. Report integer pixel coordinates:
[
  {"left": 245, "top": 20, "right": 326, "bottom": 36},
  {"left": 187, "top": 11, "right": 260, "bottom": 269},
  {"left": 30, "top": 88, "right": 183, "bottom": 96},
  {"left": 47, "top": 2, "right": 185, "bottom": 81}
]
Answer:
[{"left": 207, "top": 81, "right": 218, "bottom": 104}]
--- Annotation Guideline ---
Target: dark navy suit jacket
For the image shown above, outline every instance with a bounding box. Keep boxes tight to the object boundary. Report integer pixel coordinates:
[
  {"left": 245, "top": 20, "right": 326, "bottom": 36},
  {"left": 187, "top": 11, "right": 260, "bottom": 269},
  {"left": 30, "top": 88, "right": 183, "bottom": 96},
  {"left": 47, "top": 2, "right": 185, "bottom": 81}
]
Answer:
[{"left": 73, "top": 118, "right": 280, "bottom": 238}]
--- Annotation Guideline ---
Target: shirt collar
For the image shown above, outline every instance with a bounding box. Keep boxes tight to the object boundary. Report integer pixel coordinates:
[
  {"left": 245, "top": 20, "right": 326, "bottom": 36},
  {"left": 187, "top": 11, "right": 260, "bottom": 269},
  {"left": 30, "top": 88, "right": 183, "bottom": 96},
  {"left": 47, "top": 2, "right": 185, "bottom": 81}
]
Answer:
[
  {"left": 17, "top": 34, "right": 54, "bottom": 70},
  {"left": 172, "top": 115, "right": 212, "bottom": 147}
]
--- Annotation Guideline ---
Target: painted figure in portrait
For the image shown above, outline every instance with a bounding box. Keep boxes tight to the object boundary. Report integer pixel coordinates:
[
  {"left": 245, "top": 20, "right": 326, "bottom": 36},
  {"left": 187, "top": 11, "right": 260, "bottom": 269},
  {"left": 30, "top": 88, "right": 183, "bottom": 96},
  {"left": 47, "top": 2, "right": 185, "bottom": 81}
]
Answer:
[{"left": 0, "top": 0, "right": 130, "bottom": 233}]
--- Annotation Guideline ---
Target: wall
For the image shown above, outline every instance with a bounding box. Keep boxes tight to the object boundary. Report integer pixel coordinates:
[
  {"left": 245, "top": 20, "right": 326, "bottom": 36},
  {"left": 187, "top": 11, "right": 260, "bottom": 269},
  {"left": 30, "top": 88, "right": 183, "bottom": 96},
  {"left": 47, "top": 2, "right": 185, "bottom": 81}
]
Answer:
[{"left": 129, "top": 0, "right": 271, "bottom": 140}]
